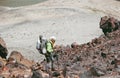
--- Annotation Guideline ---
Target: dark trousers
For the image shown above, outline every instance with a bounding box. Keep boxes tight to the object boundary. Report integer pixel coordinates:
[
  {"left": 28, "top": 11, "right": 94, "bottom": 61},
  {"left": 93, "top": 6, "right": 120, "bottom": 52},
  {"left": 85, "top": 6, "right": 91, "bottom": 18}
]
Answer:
[
  {"left": 45, "top": 52, "right": 54, "bottom": 70},
  {"left": 45, "top": 52, "right": 52, "bottom": 62},
  {"left": 45, "top": 52, "right": 58, "bottom": 70}
]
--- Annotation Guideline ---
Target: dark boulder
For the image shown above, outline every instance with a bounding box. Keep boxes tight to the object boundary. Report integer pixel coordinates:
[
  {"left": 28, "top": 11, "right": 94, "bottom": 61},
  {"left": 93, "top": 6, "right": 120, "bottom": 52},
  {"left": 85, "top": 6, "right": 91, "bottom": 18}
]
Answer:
[
  {"left": 99, "top": 16, "right": 120, "bottom": 35},
  {"left": 0, "top": 37, "right": 8, "bottom": 59},
  {"left": 32, "top": 70, "right": 43, "bottom": 78},
  {"left": 8, "top": 51, "right": 35, "bottom": 68}
]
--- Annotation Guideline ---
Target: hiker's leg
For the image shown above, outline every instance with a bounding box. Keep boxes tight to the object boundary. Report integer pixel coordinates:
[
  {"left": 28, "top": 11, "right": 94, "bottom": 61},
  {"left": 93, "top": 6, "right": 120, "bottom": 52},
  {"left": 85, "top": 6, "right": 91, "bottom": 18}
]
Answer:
[
  {"left": 53, "top": 53, "right": 58, "bottom": 61},
  {"left": 50, "top": 53, "right": 54, "bottom": 71},
  {"left": 45, "top": 54, "right": 51, "bottom": 72},
  {"left": 45, "top": 53, "right": 50, "bottom": 62},
  {"left": 51, "top": 60, "right": 54, "bottom": 71}
]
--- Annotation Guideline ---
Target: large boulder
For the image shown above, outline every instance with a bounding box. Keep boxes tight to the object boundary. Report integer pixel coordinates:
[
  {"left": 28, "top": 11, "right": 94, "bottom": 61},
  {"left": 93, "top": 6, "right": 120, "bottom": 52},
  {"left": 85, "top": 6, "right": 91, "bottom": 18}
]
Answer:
[
  {"left": 32, "top": 70, "right": 49, "bottom": 78},
  {"left": 8, "top": 51, "right": 23, "bottom": 63},
  {"left": 99, "top": 16, "right": 120, "bottom": 35},
  {"left": 0, "top": 64, "right": 33, "bottom": 78},
  {"left": 0, "top": 37, "right": 8, "bottom": 59},
  {"left": 0, "top": 51, "right": 35, "bottom": 78},
  {"left": 8, "top": 51, "right": 35, "bottom": 68}
]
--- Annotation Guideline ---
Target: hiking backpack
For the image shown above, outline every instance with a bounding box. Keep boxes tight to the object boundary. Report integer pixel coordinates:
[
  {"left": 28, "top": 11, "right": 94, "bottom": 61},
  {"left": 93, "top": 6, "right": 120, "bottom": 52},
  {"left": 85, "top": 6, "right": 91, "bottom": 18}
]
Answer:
[{"left": 36, "top": 38, "right": 47, "bottom": 54}]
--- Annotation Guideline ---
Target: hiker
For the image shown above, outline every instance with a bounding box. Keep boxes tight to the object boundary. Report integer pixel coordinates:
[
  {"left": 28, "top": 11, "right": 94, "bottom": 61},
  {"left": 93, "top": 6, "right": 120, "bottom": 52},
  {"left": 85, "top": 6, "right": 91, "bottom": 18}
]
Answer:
[
  {"left": 45, "top": 36, "right": 57, "bottom": 71},
  {"left": 36, "top": 35, "right": 47, "bottom": 54},
  {"left": 36, "top": 35, "right": 57, "bottom": 70}
]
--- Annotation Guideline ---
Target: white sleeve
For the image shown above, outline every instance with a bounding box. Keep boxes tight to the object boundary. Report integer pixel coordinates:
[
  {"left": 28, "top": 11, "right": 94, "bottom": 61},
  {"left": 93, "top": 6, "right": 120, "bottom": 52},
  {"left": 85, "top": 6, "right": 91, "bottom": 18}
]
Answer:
[{"left": 36, "top": 39, "right": 40, "bottom": 49}]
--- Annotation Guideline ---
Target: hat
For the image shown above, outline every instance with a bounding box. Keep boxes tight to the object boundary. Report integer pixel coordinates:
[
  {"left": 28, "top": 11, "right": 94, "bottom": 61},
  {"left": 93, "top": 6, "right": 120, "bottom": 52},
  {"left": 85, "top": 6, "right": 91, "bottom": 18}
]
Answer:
[
  {"left": 50, "top": 36, "right": 56, "bottom": 40},
  {"left": 42, "top": 37, "right": 46, "bottom": 40}
]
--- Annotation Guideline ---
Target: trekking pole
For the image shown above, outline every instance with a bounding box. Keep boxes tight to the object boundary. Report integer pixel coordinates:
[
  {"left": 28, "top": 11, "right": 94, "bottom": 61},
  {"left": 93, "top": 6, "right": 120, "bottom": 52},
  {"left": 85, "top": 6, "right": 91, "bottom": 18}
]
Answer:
[
  {"left": 54, "top": 52, "right": 59, "bottom": 70},
  {"left": 56, "top": 53, "right": 59, "bottom": 70}
]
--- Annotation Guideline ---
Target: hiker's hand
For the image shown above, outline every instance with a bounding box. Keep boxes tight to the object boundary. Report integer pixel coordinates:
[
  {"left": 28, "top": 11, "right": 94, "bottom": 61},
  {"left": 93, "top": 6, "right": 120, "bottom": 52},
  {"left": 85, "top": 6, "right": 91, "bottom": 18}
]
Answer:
[{"left": 53, "top": 49, "right": 57, "bottom": 52}]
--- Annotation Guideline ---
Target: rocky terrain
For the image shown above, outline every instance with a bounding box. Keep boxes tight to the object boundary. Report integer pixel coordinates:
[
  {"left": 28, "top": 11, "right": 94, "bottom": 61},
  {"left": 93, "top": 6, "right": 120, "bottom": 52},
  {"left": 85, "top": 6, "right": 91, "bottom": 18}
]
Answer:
[
  {"left": 0, "top": 0, "right": 120, "bottom": 62},
  {"left": 0, "top": 0, "right": 120, "bottom": 78},
  {"left": 0, "top": 16, "right": 120, "bottom": 78}
]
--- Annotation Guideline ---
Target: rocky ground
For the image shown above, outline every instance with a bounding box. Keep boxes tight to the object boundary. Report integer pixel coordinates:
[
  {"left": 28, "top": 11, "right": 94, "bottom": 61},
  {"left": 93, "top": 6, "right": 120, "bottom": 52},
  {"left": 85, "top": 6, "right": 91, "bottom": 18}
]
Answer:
[
  {"left": 51, "top": 29, "right": 120, "bottom": 78},
  {"left": 0, "top": 0, "right": 120, "bottom": 78},
  {"left": 0, "top": 16, "right": 120, "bottom": 78},
  {"left": 0, "top": 0, "right": 120, "bottom": 62}
]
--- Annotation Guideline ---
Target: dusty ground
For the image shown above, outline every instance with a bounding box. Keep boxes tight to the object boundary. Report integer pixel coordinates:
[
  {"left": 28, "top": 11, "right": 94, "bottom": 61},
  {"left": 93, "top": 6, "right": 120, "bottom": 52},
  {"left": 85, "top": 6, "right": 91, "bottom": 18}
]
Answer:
[{"left": 0, "top": 0, "right": 120, "bottom": 62}]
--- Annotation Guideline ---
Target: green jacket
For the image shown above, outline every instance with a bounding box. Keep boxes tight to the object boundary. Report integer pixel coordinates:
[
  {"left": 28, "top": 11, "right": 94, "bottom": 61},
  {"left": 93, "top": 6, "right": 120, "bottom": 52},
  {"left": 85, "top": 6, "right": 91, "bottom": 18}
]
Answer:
[{"left": 46, "top": 41, "right": 53, "bottom": 53}]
